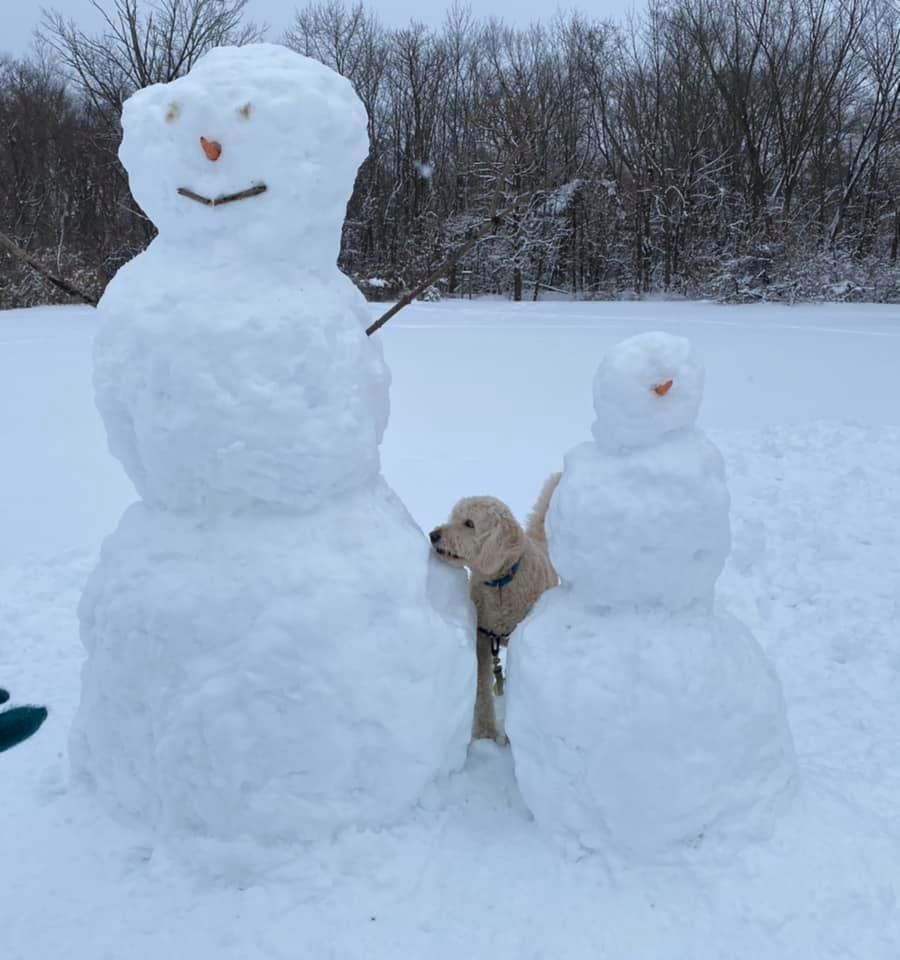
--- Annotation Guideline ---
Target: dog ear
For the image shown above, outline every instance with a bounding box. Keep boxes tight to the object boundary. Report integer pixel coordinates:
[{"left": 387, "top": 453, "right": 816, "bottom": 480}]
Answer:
[{"left": 475, "top": 511, "right": 524, "bottom": 577}]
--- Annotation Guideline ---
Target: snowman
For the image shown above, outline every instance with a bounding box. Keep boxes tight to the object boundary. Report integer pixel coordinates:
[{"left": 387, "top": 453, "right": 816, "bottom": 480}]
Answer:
[
  {"left": 70, "top": 44, "right": 474, "bottom": 846},
  {"left": 505, "top": 332, "right": 796, "bottom": 861}
]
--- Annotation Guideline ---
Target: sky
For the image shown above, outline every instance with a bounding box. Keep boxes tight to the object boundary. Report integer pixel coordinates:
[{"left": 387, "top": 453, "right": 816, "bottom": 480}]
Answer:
[{"left": 3, "top": 0, "right": 637, "bottom": 58}]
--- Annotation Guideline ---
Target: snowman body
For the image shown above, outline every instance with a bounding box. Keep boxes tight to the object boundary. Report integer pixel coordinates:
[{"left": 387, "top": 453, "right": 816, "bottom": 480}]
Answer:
[
  {"left": 71, "top": 45, "right": 474, "bottom": 845},
  {"left": 96, "top": 254, "right": 389, "bottom": 513},
  {"left": 506, "top": 332, "right": 796, "bottom": 861}
]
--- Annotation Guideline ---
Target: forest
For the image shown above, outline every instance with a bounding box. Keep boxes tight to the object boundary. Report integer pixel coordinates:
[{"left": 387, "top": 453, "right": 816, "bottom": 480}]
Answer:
[{"left": 1, "top": 0, "right": 899, "bottom": 307}]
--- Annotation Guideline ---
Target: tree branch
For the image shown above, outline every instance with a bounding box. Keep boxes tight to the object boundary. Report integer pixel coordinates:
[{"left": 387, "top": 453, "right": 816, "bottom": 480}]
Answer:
[
  {"left": 366, "top": 160, "right": 514, "bottom": 336},
  {"left": 0, "top": 230, "right": 98, "bottom": 305}
]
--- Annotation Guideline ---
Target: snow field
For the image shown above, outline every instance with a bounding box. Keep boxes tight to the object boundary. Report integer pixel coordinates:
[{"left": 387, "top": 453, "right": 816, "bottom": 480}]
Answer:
[{"left": 1, "top": 299, "right": 899, "bottom": 958}]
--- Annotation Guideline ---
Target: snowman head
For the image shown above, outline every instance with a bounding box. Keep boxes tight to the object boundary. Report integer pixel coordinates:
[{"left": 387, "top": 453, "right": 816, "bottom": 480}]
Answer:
[
  {"left": 591, "top": 332, "right": 704, "bottom": 451},
  {"left": 119, "top": 44, "right": 369, "bottom": 265}
]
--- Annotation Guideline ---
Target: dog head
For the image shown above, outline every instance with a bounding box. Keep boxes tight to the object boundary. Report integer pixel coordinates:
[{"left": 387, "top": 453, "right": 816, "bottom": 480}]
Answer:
[{"left": 429, "top": 496, "right": 526, "bottom": 578}]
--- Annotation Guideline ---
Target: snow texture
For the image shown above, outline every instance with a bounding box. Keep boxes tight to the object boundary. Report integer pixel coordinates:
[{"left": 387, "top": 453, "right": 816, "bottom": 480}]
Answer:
[
  {"left": 507, "top": 332, "right": 797, "bottom": 860},
  {"left": 71, "top": 45, "right": 475, "bottom": 848}
]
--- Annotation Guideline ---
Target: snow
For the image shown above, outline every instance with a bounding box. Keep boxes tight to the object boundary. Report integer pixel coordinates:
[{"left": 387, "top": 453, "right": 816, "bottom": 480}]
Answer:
[
  {"left": 508, "top": 333, "right": 796, "bottom": 860},
  {"left": 101, "top": 45, "right": 387, "bottom": 513},
  {"left": 546, "top": 179, "right": 583, "bottom": 213},
  {"left": 548, "top": 438, "right": 731, "bottom": 608},
  {"left": 553, "top": 334, "right": 730, "bottom": 609},
  {"left": 73, "top": 491, "right": 474, "bottom": 850},
  {"left": 590, "top": 331, "right": 704, "bottom": 450},
  {"left": 2, "top": 298, "right": 900, "bottom": 958},
  {"left": 509, "top": 601, "right": 797, "bottom": 860},
  {"left": 119, "top": 45, "right": 368, "bottom": 269},
  {"left": 72, "top": 45, "right": 474, "bottom": 848}
]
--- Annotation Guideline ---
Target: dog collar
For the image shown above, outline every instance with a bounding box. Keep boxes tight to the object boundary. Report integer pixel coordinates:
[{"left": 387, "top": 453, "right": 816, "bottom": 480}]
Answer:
[{"left": 483, "top": 560, "right": 521, "bottom": 589}]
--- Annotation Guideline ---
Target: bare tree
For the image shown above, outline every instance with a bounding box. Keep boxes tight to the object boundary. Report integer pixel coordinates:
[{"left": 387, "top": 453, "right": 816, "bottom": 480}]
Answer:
[
  {"left": 4, "top": 0, "right": 900, "bottom": 308},
  {"left": 40, "top": 0, "right": 264, "bottom": 120},
  {"left": 827, "top": 0, "right": 900, "bottom": 247}
]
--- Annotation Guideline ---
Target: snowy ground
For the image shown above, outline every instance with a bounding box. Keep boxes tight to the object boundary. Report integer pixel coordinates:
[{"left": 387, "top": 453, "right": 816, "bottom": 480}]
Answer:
[{"left": 2, "top": 299, "right": 899, "bottom": 958}]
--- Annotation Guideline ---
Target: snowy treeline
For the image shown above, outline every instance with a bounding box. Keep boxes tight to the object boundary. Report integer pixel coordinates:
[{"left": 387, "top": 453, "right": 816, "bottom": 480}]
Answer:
[{"left": 2, "top": 0, "right": 900, "bottom": 307}]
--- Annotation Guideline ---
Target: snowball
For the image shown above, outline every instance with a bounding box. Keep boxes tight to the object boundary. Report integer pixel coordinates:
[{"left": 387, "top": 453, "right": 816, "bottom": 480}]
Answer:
[
  {"left": 592, "top": 332, "right": 703, "bottom": 452},
  {"left": 506, "top": 595, "right": 797, "bottom": 861},
  {"left": 94, "top": 44, "right": 390, "bottom": 513},
  {"left": 96, "top": 262, "right": 389, "bottom": 513},
  {"left": 548, "top": 435, "right": 731, "bottom": 609},
  {"left": 71, "top": 482, "right": 475, "bottom": 844}
]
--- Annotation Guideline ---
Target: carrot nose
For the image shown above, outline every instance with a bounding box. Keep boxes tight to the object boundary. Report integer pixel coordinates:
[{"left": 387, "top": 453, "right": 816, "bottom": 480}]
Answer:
[
  {"left": 200, "top": 136, "right": 222, "bottom": 162},
  {"left": 653, "top": 379, "right": 674, "bottom": 396}
]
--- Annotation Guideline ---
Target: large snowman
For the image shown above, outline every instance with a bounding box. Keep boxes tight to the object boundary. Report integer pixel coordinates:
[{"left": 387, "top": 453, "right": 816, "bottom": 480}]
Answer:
[
  {"left": 71, "top": 44, "right": 474, "bottom": 846},
  {"left": 506, "top": 332, "right": 797, "bottom": 861}
]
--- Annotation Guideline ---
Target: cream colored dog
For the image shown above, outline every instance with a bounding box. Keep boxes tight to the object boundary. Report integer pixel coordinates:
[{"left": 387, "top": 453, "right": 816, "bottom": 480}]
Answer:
[{"left": 429, "top": 474, "right": 560, "bottom": 742}]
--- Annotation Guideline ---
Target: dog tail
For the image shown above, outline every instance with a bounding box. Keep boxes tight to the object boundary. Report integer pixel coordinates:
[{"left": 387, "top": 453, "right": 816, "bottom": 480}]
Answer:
[{"left": 525, "top": 472, "right": 561, "bottom": 548}]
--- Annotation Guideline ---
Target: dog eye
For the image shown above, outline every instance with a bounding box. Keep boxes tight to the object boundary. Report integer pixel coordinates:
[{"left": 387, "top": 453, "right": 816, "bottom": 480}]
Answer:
[{"left": 464, "top": 519, "right": 475, "bottom": 529}]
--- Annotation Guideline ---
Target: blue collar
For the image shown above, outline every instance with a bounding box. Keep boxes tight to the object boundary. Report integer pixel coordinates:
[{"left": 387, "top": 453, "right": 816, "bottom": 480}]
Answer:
[{"left": 483, "top": 560, "right": 521, "bottom": 589}]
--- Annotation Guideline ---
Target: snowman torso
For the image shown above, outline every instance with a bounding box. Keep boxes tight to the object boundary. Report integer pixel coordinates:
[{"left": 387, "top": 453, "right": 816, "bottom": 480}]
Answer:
[
  {"left": 550, "top": 433, "right": 730, "bottom": 610},
  {"left": 97, "top": 247, "right": 389, "bottom": 512}
]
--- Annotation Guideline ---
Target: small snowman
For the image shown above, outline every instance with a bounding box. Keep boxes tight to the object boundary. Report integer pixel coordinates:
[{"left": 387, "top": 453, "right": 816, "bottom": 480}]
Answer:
[
  {"left": 71, "top": 45, "right": 474, "bottom": 848},
  {"left": 506, "top": 332, "right": 796, "bottom": 861}
]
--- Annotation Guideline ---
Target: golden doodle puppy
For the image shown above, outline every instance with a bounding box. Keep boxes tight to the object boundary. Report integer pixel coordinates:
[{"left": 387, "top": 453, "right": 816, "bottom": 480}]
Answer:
[{"left": 430, "top": 475, "right": 560, "bottom": 742}]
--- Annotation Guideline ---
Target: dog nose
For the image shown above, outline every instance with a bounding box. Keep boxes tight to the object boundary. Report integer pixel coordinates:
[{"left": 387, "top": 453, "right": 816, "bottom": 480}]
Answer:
[{"left": 429, "top": 529, "right": 442, "bottom": 544}]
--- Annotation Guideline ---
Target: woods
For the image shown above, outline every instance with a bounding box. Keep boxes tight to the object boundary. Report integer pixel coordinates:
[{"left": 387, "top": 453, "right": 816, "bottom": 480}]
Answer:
[{"left": 2, "top": 0, "right": 900, "bottom": 308}]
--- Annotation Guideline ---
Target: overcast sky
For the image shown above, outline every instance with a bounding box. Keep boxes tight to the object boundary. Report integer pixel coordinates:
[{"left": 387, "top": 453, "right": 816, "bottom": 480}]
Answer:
[{"left": 3, "top": 0, "right": 637, "bottom": 58}]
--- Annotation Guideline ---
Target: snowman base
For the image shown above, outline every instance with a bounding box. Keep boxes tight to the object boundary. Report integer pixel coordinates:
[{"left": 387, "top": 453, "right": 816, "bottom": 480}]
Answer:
[
  {"left": 72, "top": 480, "right": 475, "bottom": 846},
  {"left": 507, "top": 590, "right": 797, "bottom": 862}
]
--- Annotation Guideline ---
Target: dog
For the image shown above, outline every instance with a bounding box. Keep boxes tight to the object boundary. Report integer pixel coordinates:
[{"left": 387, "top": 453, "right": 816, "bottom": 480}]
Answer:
[{"left": 430, "top": 474, "right": 560, "bottom": 742}]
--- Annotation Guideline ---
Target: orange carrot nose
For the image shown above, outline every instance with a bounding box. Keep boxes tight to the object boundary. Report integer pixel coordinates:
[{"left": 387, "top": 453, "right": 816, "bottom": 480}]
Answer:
[
  {"left": 653, "top": 379, "right": 674, "bottom": 397},
  {"left": 200, "top": 136, "right": 222, "bottom": 162}
]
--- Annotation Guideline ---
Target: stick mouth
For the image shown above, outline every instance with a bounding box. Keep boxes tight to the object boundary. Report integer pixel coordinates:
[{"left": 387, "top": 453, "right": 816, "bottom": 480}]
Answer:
[{"left": 177, "top": 184, "right": 267, "bottom": 207}]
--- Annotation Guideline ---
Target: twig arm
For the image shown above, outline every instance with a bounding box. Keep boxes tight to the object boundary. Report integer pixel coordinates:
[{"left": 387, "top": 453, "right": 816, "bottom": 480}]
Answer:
[
  {"left": 366, "top": 159, "right": 513, "bottom": 337},
  {"left": 0, "top": 230, "right": 98, "bottom": 306},
  {"left": 365, "top": 211, "right": 506, "bottom": 337}
]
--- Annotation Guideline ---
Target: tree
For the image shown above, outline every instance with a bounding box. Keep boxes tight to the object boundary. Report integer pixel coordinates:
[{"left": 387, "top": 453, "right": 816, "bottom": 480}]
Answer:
[{"left": 40, "top": 0, "right": 263, "bottom": 122}]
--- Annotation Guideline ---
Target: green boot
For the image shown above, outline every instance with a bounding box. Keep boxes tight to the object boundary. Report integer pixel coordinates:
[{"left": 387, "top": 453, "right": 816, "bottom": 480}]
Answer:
[{"left": 0, "top": 690, "right": 48, "bottom": 753}]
